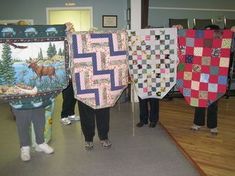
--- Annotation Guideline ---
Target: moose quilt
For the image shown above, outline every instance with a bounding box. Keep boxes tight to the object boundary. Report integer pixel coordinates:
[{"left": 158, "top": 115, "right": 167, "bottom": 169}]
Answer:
[
  {"left": 177, "top": 29, "right": 233, "bottom": 107},
  {"left": 70, "top": 31, "right": 128, "bottom": 109},
  {"left": 0, "top": 25, "right": 69, "bottom": 100},
  {"left": 127, "top": 28, "right": 178, "bottom": 99}
]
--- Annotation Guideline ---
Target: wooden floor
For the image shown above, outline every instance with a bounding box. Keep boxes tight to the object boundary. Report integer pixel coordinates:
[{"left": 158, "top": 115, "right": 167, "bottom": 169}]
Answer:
[{"left": 159, "top": 97, "right": 235, "bottom": 176}]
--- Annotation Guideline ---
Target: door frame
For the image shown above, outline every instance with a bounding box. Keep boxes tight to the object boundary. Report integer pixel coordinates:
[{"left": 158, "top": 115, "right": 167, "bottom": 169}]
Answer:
[{"left": 46, "top": 6, "right": 93, "bottom": 28}]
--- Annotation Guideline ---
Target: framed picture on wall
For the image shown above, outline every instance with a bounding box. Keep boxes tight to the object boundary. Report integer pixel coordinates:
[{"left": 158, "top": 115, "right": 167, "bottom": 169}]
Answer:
[{"left": 102, "top": 15, "right": 117, "bottom": 28}]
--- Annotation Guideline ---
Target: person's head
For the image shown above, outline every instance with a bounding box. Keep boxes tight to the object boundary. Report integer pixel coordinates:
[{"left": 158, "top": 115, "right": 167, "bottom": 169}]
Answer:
[
  {"left": 17, "top": 20, "right": 29, "bottom": 26},
  {"left": 204, "top": 24, "right": 220, "bottom": 30}
]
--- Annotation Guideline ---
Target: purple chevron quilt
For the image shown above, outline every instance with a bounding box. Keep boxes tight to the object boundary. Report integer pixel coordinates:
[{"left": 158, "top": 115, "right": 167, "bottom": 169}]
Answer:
[
  {"left": 70, "top": 31, "right": 128, "bottom": 109},
  {"left": 127, "top": 28, "right": 178, "bottom": 99}
]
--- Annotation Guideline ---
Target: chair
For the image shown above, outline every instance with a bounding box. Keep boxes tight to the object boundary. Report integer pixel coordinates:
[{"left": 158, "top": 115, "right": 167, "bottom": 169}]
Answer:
[
  {"left": 193, "top": 18, "right": 214, "bottom": 29},
  {"left": 224, "top": 18, "right": 235, "bottom": 29},
  {"left": 169, "top": 18, "right": 189, "bottom": 29}
]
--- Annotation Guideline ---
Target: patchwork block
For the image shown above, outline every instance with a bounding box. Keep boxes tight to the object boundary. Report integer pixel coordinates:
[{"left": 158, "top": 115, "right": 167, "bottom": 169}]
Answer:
[
  {"left": 177, "top": 29, "right": 233, "bottom": 107},
  {"left": 0, "top": 25, "right": 69, "bottom": 101},
  {"left": 127, "top": 28, "right": 177, "bottom": 99},
  {"left": 70, "top": 31, "right": 128, "bottom": 109}
]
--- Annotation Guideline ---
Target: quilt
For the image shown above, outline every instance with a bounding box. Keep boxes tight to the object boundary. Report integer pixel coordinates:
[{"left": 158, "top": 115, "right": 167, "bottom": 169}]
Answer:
[
  {"left": 177, "top": 29, "right": 233, "bottom": 107},
  {"left": 70, "top": 31, "right": 128, "bottom": 109},
  {"left": 127, "top": 28, "right": 178, "bottom": 99},
  {"left": 0, "top": 25, "right": 69, "bottom": 100}
]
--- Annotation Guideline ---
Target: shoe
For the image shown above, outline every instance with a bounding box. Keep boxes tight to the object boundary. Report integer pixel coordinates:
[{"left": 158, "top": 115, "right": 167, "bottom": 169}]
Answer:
[
  {"left": 35, "top": 143, "right": 54, "bottom": 154},
  {"left": 85, "top": 141, "right": 94, "bottom": 150},
  {"left": 68, "top": 114, "right": 80, "bottom": 121},
  {"left": 210, "top": 128, "right": 218, "bottom": 135},
  {"left": 191, "top": 124, "right": 201, "bottom": 131},
  {"left": 100, "top": 139, "right": 112, "bottom": 148},
  {"left": 149, "top": 122, "right": 156, "bottom": 128},
  {"left": 136, "top": 122, "right": 147, "bottom": 127},
  {"left": 20, "top": 146, "right": 30, "bottom": 161},
  {"left": 61, "top": 117, "right": 71, "bottom": 125}
]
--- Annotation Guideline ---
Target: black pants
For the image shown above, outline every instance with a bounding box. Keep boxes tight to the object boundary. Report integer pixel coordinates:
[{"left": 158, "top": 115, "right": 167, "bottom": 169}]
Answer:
[
  {"left": 61, "top": 81, "right": 77, "bottom": 118},
  {"left": 77, "top": 101, "right": 110, "bottom": 142},
  {"left": 194, "top": 101, "right": 218, "bottom": 129},
  {"left": 138, "top": 97, "right": 159, "bottom": 124}
]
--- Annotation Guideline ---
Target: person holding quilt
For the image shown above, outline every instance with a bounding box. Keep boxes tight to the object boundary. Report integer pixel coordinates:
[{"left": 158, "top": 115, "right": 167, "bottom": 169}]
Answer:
[
  {"left": 10, "top": 94, "right": 55, "bottom": 161},
  {"left": 4, "top": 21, "right": 72, "bottom": 161},
  {"left": 136, "top": 98, "right": 159, "bottom": 128},
  {"left": 191, "top": 24, "right": 221, "bottom": 135},
  {"left": 60, "top": 23, "right": 80, "bottom": 126},
  {"left": 77, "top": 101, "right": 112, "bottom": 150}
]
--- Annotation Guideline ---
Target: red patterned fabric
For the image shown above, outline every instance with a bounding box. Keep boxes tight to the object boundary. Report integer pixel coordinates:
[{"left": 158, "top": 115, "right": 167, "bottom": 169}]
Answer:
[{"left": 177, "top": 29, "right": 233, "bottom": 107}]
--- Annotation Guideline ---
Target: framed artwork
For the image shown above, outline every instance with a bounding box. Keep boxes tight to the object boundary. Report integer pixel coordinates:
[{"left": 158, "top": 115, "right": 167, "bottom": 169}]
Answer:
[{"left": 102, "top": 15, "right": 117, "bottom": 28}]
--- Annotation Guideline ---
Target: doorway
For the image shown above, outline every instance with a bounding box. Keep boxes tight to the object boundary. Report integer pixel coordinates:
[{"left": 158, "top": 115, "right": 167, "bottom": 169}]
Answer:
[{"left": 46, "top": 7, "right": 93, "bottom": 31}]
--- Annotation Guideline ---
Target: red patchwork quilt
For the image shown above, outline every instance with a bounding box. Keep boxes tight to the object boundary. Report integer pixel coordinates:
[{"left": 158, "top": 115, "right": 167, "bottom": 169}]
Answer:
[{"left": 176, "top": 29, "right": 233, "bottom": 107}]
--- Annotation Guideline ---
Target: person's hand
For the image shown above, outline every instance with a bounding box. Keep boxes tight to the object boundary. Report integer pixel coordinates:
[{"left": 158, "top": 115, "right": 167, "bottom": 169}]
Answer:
[
  {"left": 172, "top": 24, "right": 183, "bottom": 29},
  {"left": 65, "top": 22, "right": 75, "bottom": 33},
  {"left": 231, "top": 26, "right": 235, "bottom": 32}
]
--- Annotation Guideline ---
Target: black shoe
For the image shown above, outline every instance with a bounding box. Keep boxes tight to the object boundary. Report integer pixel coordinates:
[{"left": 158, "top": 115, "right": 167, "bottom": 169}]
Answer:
[
  {"left": 149, "top": 122, "right": 156, "bottom": 128},
  {"left": 136, "top": 122, "right": 148, "bottom": 127}
]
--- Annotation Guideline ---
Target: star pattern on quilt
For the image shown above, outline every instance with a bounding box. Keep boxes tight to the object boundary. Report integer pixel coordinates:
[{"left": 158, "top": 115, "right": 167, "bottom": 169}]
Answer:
[
  {"left": 177, "top": 29, "right": 233, "bottom": 107},
  {"left": 71, "top": 31, "right": 128, "bottom": 109},
  {"left": 127, "top": 28, "right": 177, "bottom": 99}
]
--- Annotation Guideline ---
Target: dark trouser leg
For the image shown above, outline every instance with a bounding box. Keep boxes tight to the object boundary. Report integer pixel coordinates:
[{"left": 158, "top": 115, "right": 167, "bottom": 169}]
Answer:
[
  {"left": 77, "top": 101, "right": 95, "bottom": 142},
  {"left": 207, "top": 101, "right": 218, "bottom": 129},
  {"left": 61, "top": 81, "right": 77, "bottom": 118},
  {"left": 194, "top": 107, "right": 206, "bottom": 126},
  {"left": 149, "top": 98, "right": 159, "bottom": 123},
  {"left": 96, "top": 108, "right": 110, "bottom": 140},
  {"left": 12, "top": 109, "right": 31, "bottom": 147},
  {"left": 138, "top": 97, "right": 148, "bottom": 124},
  {"left": 31, "top": 108, "right": 45, "bottom": 145}
]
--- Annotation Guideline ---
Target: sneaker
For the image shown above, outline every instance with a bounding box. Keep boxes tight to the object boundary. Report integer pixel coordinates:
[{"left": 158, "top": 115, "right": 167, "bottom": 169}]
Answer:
[
  {"left": 100, "top": 139, "right": 112, "bottom": 148},
  {"left": 210, "top": 128, "right": 218, "bottom": 135},
  {"left": 20, "top": 146, "right": 30, "bottom": 161},
  {"left": 68, "top": 114, "right": 80, "bottom": 121},
  {"left": 35, "top": 143, "right": 54, "bottom": 154},
  {"left": 191, "top": 124, "right": 201, "bottom": 131},
  {"left": 61, "top": 117, "right": 71, "bottom": 125},
  {"left": 85, "top": 141, "right": 94, "bottom": 150}
]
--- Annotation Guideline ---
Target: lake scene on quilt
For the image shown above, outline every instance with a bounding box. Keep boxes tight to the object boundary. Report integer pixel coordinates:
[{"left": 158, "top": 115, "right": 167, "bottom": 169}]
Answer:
[{"left": 0, "top": 25, "right": 69, "bottom": 100}]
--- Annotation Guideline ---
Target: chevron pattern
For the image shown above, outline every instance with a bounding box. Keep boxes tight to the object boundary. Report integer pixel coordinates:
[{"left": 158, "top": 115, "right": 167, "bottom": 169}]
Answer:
[{"left": 71, "top": 31, "right": 128, "bottom": 109}]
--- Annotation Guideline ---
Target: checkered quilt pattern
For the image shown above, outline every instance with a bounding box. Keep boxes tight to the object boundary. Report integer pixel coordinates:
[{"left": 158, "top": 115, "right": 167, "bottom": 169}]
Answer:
[
  {"left": 177, "top": 29, "right": 233, "bottom": 107},
  {"left": 70, "top": 31, "right": 129, "bottom": 109},
  {"left": 127, "top": 28, "right": 178, "bottom": 99}
]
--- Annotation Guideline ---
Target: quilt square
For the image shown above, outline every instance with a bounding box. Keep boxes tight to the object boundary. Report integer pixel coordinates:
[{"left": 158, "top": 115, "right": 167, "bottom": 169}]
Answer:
[
  {"left": 200, "top": 73, "right": 209, "bottom": 83},
  {"left": 199, "top": 91, "right": 208, "bottom": 99},
  {"left": 219, "top": 57, "right": 229, "bottom": 67},
  {"left": 204, "top": 39, "right": 213, "bottom": 47},
  {"left": 186, "top": 38, "right": 194, "bottom": 47},
  {"left": 194, "top": 47, "right": 203, "bottom": 56},
  {"left": 201, "top": 57, "right": 211, "bottom": 65}
]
